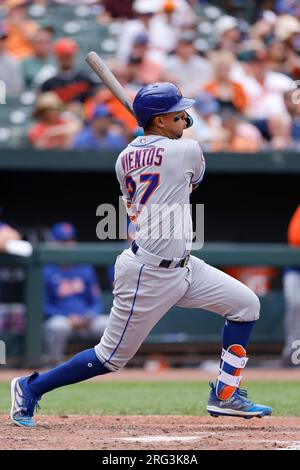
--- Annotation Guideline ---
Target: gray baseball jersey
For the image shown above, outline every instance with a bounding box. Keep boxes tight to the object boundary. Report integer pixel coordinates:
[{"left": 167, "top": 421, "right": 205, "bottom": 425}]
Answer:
[
  {"left": 115, "top": 135, "right": 205, "bottom": 258},
  {"left": 95, "top": 135, "right": 259, "bottom": 371}
]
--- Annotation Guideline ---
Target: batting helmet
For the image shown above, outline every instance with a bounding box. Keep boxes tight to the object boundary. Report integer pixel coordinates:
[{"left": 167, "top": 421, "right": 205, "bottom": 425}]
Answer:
[{"left": 133, "top": 82, "right": 195, "bottom": 128}]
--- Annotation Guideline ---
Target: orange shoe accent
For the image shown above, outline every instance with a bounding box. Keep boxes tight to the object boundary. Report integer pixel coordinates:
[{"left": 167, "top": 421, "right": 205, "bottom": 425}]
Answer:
[{"left": 217, "top": 344, "right": 246, "bottom": 400}]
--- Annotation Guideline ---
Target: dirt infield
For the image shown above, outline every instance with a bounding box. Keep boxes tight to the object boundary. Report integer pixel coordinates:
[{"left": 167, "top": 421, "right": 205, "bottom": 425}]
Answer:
[
  {"left": 1, "top": 368, "right": 300, "bottom": 450},
  {"left": 1, "top": 415, "right": 300, "bottom": 450}
]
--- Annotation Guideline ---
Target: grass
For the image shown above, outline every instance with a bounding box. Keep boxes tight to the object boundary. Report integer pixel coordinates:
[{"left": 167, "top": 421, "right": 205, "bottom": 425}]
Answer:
[{"left": 0, "top": 381, "right": 299, "bottom": 416}]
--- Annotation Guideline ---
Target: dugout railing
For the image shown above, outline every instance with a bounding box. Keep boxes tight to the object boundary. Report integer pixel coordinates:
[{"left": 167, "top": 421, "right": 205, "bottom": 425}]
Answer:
[
  {"left": 1, "top": 243, "right": 300, "bottom": 367},
  {"left": 1, "top": 149, "right": 300, "bottom": 173}
]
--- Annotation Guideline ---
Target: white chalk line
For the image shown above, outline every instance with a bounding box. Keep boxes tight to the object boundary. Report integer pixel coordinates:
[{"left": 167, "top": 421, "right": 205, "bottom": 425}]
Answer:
[
  {"left": 114, "top": 433, "right": 215, "bottom": 443},
  {"left": 220, "top": 439, "right": 300, "bottom": 449},
  {"left": 113, "top": 434, "right": 300, "bottom": 448},
  {"left": 116, "top": 436, "right": 198, "bottom": 443},
  {"left": 277, "top": 441, "right": 300, "bottom": 450}
]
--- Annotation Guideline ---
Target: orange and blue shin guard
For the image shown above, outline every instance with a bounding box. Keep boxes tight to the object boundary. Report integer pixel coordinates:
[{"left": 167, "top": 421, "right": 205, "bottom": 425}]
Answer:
[{"left": 216, "top": 344, "right": 248, "bottom": 400}]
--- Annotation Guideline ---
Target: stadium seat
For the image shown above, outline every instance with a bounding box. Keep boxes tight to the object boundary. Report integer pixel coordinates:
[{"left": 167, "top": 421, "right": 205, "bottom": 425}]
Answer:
[
  {"left": 28, "top": 4, "right": 47, "bottom": 19},
  {"left": 0, "top": 127, "right": 12, "bottom": 147}
]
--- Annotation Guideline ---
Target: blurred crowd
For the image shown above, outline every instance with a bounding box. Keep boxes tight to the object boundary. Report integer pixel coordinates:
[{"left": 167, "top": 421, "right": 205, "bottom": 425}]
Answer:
[{"left": 1, "top": 0, "right": 300, "bottom": 151}]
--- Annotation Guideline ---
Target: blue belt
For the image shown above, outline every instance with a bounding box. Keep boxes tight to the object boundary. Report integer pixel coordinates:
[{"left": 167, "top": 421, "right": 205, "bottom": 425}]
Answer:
[{"left": 131, "top": 241, "right": 189, "bottom": 268}]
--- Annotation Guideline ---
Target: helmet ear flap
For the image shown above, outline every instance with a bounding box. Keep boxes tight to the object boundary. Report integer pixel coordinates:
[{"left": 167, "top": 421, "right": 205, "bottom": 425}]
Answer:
[{"left": 185, "top": 113, "right": 193, "bottom": 128}]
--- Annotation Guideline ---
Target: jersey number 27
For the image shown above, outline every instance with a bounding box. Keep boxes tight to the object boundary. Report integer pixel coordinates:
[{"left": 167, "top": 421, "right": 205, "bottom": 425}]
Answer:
[{"left": 126, "top": 173, "right": 160, "bottom": 205}]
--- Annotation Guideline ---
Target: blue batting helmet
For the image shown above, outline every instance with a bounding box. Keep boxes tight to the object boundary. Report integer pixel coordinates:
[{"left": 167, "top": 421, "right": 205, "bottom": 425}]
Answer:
[{"left": 133, "top": 82, "right": 195, "bottom": 128}]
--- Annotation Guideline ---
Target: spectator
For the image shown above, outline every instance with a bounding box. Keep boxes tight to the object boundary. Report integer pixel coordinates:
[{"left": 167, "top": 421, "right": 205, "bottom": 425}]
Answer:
[
  {"left": 274, "top": 15, "right": 300, "bottom": 79},
  {"left": 275, "top": 0, "right": 300, "bottom": 16},
  {"left": 72, "top": 105, "right": 128, "bottom": 150},
  {"left": 214, "top": 15, "right": 241, "bottom": 53},
  {"left": 147, "top": 0, "right": 197, "bottom": 61},
  {"left": 250, "top": 10, "right": 276, "bottom": 43},
  {"left": 184, "top": 92, "right": 224, "bottom": 151},
  {"left": 126, "top": 33, "right": 164, "bottom": 86},
  {"left": 0, "top": 22, "right": 22, "bottom": 96},
  {"left": 84, "top": 64, "right": 137, "bottom": 138},
  {"left": 116, "top": 0, "right": 162, "bottom": 65},
  {"left": 159, "top": 0, "right": 197, "bottom": 27},
  {"left": 266, "top": 37, "right": 291, "bottom": 75},
  {"left": 232, "top": 46, "right": 293, "bottom": 137},
  {"left": 83, "top": 64, "right": 138, "bottom": 135},
  {"left": 215, "top": 112, "right": 263, "bottom": 152},
  {"left": 115, "top": 0, "right": 194, "bottom": 65},
  {"left": 41, "top": 38, "right": 95, "bottom": 107},
  {"left": 43, "top": 222, "right": 108, "bottom": 366},
  {"left": 164, "top": 31, "right": 213, "bottom": 97},
  {"left": 275, "top": 14, "right": 300, "bottom": 47},
  {"left": 22, "top": 27, "right": 56, "bottom": 89},
  {"left": 204, "top": 51, "right": 248, "bottom": 113},
  {"left": 284, "top": 89, "right": 300, "bottom": 145},
  {"left": 267, "top": 114, "right": 293, "bottom": 150},
  {"left": 282, "top": 205, "right": 300, "bottom": 367},
  {"left": 100, "top": 0, "right": 135, "bottom": 20},
  {"left": 28, "top": 92, "right": 81, "bottom": 149},
  {"left": 4, "top": 0, "right": 38, "bottom": 60}
]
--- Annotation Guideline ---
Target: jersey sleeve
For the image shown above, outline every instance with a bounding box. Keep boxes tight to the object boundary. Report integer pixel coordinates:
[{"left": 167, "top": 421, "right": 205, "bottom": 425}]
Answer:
[
  {"left": 183, "top": 139, "right": 206, "bottom": 185},
  {"left": 115, "top": 157, "right": 128, "bottom": 199}
]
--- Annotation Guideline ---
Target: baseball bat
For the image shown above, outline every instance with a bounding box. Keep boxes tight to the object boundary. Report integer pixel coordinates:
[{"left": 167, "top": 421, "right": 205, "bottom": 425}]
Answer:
[{"left": 85, "top": 51, "right": 136, "bottom": 119}]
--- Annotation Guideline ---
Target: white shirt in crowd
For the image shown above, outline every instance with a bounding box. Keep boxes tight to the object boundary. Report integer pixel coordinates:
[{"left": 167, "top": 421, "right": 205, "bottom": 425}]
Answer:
[
  {"left": 231, "top": 63, "right": 293, "bottom": 120},
  {"left": 0, "top": 53, "right": 23, "bottom": 97},
  {"left": 165, "top": 55, "right": 213, "bottom": 96}
]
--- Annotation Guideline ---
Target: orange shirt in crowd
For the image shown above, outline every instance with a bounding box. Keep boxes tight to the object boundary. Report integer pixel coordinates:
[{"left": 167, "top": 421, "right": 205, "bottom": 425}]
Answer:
[
  {"left": 28, "top": 119, "right": 70, "bottom": 149},
  {"left": 84, "top": 89, "right": 137, "bottom": 133},
  {"left": 5, "top": 21, "right": 38, "bottom": 59},
  {"left": 288, "top": 205, "right": 300, "bottom": 247},
  {"left": 204, "top": 80, "right": 248, "bottom": 112}
]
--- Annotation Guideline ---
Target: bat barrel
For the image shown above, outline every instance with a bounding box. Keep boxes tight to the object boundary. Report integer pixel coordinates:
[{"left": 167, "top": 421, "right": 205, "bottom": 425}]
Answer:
[{"left": 85, "top": 51, "right": 136, "bottom": 119}]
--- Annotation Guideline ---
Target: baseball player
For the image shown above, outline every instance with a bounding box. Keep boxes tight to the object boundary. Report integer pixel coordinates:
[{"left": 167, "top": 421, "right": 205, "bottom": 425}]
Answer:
[
  {"left": 282, "top": 205, "right": 300, "bottom": 366},
  {"left": 10, "top": 83, "right": 271, "bottom": 427}
]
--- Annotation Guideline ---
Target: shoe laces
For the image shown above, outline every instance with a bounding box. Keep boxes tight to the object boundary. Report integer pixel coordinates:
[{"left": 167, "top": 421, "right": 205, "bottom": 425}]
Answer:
[
  {"left": 20, "top": 392, "right": 41, "bottom": 417},
  {"left": 210, "top": 382, "right": 252, "bottom": 403},
  {"left": 236, "top": 388, "right": 248, "bottom": 398},
  {"left": 234, "top": 387, "right": 252, "bottom": 404}
]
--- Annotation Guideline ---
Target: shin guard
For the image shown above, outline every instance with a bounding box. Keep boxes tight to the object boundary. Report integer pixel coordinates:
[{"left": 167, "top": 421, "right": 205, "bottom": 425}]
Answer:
[{"left": 216, "top": 344, "right": 248, "bottom": 400}]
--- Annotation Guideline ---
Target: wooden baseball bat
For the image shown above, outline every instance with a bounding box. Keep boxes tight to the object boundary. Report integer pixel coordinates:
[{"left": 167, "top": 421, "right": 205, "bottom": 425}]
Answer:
[{"left": 85, "top": 51, "right": 136, "bottom": 119}]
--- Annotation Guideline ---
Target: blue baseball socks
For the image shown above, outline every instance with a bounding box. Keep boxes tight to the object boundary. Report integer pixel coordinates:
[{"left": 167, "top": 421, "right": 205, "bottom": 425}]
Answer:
[
  {"left": 22, "top": 323, "right": 256, "bottom": 400},
  {"left": 216, "top": 320, "right": 256, "bottom": 400},
  {"left": 25, "top": 348, "right": 111, "bottom": 397}
]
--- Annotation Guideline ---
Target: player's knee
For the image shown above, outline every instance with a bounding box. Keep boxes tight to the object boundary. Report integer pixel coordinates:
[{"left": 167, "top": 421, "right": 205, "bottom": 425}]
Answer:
[
  {"left": 242, "top": 291, "right": 260, "bottom": 322},
  {"left": 107, "top": 361, "right": 126, "bottom": 372},
  {"left": 251, "top": 292, "right": 260, "bottom": 320},
  {"left": 94, "top": 344, "right": 128, "bottom": 372},
  {"left": 227, "top": 290, "right": 260, "bottom": 322}
]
